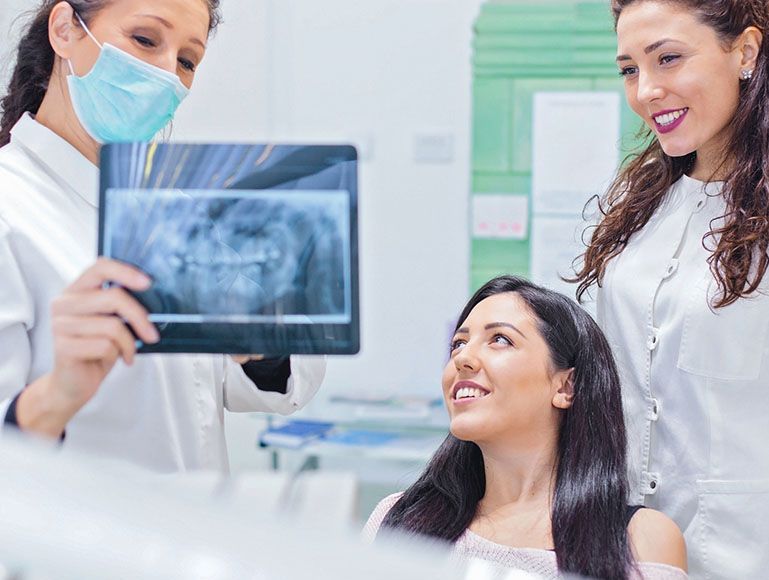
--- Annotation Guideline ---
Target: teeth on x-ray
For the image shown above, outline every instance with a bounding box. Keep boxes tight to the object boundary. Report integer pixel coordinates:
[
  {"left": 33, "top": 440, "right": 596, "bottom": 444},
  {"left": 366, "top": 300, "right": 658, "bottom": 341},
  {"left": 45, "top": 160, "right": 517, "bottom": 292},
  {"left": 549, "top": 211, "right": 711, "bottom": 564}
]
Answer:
[{"left": 107, "top": 190, "right": 349, "bottom": 321}]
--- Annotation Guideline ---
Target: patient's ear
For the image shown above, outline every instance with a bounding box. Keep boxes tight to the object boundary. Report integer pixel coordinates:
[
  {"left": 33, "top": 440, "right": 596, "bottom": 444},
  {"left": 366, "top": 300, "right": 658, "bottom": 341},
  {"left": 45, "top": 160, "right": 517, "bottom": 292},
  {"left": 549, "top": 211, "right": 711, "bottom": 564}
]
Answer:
[{"left": 551, "top": 368, "right": 575, "bottom": 410}]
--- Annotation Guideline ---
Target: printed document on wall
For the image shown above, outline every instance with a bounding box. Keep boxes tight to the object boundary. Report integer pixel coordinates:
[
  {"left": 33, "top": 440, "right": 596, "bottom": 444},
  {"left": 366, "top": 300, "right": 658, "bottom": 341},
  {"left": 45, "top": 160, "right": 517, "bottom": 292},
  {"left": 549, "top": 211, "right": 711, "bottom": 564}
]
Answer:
[
  {"left": 531, "top": 92, "right": 620, "bottom": 214},
  {"left": 530, "top": 215, "right": 594, "bottom": 314}
]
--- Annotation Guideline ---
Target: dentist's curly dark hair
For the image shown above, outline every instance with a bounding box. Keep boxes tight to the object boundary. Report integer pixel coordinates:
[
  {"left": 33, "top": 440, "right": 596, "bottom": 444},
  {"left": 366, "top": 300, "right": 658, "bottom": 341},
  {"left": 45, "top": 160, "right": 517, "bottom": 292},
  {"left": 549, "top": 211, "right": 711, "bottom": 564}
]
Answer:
[
  {"left": 571, "top": 0, "right": 769, "bottom": 309},
  {"left": 0, "top": 0, "right": 222, "bottom": 147}
]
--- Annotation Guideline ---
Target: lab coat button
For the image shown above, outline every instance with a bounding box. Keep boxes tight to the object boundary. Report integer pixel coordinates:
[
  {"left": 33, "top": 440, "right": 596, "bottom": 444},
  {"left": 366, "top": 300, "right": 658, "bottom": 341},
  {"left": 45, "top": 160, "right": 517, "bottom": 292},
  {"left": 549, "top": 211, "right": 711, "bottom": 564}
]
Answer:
[
  {"left": 643, "top": 472, "right": 661, "bottom": 495},
  {"left": 664, "top": 259, "right": 679, "bottom": 279},
  {"left": 649, "top": 398, "right": 660, "bottom": 421},
  {"left": 694, "top": 198, "right": 706, "bottom": 212},
  {"left": 646, "top": 330, "right": 660, "bottom": 351}
]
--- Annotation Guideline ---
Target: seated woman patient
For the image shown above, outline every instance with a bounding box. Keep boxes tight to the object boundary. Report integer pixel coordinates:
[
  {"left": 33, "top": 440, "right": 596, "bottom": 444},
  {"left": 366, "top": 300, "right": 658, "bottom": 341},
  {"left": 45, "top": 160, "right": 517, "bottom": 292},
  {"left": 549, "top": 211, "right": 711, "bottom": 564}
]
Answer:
[{"left": 364, "top": 276, "right": 687, "bottom": 579}]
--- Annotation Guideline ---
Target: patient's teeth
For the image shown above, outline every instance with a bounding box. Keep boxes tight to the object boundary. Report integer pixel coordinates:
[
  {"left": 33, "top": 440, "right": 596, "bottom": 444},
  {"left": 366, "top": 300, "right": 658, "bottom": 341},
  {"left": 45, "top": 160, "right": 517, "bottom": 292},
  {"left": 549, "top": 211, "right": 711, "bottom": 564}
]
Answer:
[{"left": 455, "top": 387, "right": 488, "bottom": 400}]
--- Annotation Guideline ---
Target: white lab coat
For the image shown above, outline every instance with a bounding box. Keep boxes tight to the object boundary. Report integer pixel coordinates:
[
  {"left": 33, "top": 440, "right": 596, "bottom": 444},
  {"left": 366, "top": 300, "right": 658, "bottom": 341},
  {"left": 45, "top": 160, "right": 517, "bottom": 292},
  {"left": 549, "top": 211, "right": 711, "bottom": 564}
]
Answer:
[
  {"left": 598, "top": 174, "right": 769, "bottom": 579},
  {"left": 0, "top": 113, "right": 326, "bottom": 472}
]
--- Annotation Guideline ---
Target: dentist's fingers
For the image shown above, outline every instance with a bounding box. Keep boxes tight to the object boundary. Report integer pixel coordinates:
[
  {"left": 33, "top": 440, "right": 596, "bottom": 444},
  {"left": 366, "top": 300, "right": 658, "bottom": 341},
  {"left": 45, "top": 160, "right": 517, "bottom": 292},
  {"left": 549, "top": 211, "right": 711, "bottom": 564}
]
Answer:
[
  {"left": 68, "top": 257, "right": 152, "bottom": 292},
  {"left": 52, "top": 287, "right": 159, "bottom": 345},
  {"left": 52, "top": 315, "right": 139, "bottom": 365}
]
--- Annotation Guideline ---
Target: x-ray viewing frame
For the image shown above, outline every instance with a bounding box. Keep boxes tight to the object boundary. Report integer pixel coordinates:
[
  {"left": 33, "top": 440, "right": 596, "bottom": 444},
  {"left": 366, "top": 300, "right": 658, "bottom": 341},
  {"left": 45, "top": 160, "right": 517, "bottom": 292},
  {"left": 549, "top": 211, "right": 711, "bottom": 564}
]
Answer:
[{"left": 98, "top": 143, "right": 360, "bottom": 355}]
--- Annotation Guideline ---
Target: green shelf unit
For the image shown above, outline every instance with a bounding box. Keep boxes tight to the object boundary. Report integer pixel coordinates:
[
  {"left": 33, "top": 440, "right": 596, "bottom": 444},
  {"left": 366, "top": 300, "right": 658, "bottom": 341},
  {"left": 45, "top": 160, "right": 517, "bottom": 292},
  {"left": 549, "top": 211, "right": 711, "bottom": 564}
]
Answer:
[{"left": 470, "top": 0, "right": 643, "bottom": 293}]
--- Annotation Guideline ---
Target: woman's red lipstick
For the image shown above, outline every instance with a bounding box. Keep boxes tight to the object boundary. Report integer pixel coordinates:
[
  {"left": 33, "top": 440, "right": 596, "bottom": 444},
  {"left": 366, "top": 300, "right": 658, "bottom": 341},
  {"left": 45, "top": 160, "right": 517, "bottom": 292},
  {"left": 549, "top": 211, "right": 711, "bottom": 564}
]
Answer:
[{"left": 653, "top": 107, "right": 688, "bottom": 134}]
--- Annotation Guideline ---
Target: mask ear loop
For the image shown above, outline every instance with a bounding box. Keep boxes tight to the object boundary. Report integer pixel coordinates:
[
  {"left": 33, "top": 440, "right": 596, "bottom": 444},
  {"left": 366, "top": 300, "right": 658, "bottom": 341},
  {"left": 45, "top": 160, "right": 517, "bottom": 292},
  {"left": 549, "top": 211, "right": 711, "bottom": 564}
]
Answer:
[
  {"left": 158, "top": 120, "right": 174, "bottom": 142},
  {"left": 67, "top": 12, "right": 102, "bottom": 76},
  {"left": 74, "top": 12, "right": 102, "bottom": 48}
]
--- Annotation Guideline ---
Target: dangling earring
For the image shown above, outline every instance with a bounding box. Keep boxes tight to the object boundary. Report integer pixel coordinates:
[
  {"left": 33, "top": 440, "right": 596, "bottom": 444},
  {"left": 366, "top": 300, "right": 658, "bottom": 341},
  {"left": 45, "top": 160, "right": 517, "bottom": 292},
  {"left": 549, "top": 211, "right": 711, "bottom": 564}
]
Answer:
[{"left": 741, "top": 69, "right": 754, "bottom": 81}]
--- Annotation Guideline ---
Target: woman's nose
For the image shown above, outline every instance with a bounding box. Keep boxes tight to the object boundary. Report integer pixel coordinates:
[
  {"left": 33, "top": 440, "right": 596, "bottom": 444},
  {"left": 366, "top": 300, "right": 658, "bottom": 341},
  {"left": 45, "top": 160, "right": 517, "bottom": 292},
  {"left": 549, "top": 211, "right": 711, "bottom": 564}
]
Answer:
[
  {"left": 154, "top": 51, "right": 178, "bottom": 76},
  {"left": 454, "top": 344, "right": 480, "bottom": 371},
  {"left": 636, "top": 70, "right": 664, "bottom": 105}
]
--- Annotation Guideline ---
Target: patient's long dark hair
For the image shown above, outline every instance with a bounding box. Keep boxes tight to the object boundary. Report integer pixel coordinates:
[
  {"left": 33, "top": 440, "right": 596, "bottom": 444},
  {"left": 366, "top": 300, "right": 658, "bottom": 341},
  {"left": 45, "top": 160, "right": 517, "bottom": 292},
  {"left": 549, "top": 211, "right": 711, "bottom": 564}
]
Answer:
[{"left": 380, "top": 276, "right": 633, "bottom": 580}]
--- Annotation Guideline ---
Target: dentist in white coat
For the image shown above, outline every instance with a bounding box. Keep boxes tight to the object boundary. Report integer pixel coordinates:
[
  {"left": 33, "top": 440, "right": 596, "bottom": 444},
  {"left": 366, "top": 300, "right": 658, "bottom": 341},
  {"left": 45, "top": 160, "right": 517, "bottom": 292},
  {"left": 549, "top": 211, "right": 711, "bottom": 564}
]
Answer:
[
  {"left": 571, "top": 1, "right": 769, "bottom": 577},
  {"left": 0, "top": 0, "right": 325, "bottom": 472}
]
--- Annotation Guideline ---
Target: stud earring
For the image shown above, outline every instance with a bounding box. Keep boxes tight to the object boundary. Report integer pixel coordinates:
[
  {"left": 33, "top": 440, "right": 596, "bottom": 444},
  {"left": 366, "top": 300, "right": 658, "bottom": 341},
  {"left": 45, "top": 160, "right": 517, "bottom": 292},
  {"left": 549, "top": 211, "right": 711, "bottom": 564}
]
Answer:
[{"left": 741, "top": 69, "right": 754, "bottom": 81}]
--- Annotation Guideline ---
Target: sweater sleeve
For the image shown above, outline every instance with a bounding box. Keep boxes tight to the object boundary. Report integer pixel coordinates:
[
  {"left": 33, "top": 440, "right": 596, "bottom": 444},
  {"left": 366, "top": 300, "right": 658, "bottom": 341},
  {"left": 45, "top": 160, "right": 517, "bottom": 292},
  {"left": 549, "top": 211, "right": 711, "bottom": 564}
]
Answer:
[
  {"left": 635, "top": 563, "right": 688, "bottom": 580},
  {"left": 362, "top": 492, "right": 404, "bottom": 542}
]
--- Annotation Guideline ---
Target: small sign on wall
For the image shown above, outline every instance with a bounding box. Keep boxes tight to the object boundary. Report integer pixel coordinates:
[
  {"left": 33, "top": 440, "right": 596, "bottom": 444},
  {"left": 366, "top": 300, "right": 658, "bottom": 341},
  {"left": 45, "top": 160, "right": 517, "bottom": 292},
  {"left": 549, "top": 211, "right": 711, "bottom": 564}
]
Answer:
[{"left": 472, "top": 194, "right": 529, "bottom": 240}]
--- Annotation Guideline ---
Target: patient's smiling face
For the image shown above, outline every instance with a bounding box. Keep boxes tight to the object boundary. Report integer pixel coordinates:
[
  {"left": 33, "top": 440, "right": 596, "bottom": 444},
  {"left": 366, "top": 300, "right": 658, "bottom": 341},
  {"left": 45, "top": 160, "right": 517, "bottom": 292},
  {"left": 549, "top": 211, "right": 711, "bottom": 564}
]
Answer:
[{"left": 442, "top": 293, "right": 570, "bottom": 447}]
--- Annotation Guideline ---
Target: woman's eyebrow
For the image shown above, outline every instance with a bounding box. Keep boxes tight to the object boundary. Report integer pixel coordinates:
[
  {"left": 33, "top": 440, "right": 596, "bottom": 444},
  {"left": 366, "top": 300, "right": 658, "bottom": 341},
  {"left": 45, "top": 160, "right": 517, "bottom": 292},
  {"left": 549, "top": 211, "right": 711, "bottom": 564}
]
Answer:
[
  {"left": 644, "top": 38, "right": 677, "bottom": 54},
  {"left": 454, "top": 322, "right": 526, "bottom": 338},
  {"left": 485, "top": 321, "right": 526, "bottom": 339},
  {"left": 134, "top": 14, "right": 207, "bottom": 49},
  {"left": 616, "top": 38, "right": 678, "bottom": 61}
]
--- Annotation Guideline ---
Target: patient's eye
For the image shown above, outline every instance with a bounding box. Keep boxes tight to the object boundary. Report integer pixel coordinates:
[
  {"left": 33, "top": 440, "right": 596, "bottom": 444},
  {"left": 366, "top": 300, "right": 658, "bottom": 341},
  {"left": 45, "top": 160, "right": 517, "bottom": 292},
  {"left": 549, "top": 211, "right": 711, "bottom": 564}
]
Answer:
[
  {"left": 492, "top": 333, "right": 513, "bottom": 347},
  {"left": 450, "top": 338, "right": 466, "bottom": 353}
]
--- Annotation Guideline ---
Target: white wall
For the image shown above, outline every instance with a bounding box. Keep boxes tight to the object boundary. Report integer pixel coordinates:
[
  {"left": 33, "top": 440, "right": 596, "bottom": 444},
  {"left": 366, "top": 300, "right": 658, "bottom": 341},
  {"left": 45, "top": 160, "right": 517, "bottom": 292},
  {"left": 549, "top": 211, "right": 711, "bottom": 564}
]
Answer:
[
  {"left": 172, "top": 1, "right": 271, "bottom": 140},
  {"left": 0, "top": 1, "right": 28, "bottom": 86}
]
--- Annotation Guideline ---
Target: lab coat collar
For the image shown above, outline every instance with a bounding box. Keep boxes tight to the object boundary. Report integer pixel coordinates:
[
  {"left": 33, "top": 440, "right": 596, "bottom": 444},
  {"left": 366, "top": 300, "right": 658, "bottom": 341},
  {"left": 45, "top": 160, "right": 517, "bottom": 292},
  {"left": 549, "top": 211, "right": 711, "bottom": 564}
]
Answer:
[
  {"left": 10, "top": 113, "right": 99, "bottom": 208},
  {"left": 680, "top": 172, "right": 724, "bottom": 197}
]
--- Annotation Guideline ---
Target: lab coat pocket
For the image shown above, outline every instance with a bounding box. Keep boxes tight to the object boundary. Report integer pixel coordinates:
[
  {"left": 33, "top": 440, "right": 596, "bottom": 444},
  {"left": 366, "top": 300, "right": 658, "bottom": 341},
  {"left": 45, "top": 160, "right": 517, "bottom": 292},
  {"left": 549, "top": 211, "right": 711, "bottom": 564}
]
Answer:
[
  {"left": 694, "top": 479, "right": 769, "bottom": 580},
  {"left": 677, "top": 276, "right": 769, "bottom": 380}
]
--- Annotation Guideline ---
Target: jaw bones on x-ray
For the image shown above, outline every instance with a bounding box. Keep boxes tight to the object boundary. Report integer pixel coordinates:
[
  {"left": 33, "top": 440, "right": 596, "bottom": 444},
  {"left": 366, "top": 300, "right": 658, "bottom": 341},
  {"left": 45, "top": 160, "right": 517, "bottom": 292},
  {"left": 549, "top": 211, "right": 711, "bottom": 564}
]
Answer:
[
  {"left": 105, "top": 190, "right": 350, "bottom": 321},
  {"left": 98, "top": 143, "right": 359, "bottom": 355}
]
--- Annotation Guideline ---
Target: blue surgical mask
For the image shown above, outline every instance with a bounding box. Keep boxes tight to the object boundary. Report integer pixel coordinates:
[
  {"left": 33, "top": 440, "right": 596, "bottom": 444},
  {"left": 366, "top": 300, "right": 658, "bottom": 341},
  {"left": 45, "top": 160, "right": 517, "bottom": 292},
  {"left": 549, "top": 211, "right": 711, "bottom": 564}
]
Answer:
[{"left": 66, "top": 13, "right": 190, "bottom": 143}]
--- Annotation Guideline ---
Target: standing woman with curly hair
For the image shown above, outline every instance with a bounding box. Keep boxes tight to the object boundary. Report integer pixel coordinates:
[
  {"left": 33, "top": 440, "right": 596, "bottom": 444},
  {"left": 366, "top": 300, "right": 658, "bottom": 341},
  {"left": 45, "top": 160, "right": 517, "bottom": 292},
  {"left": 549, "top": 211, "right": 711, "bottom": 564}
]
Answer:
[
  {"left": 0, "top": 1, "right": 325, "bottom": 471},
  {"left": 572, "top": 0, "right": 769, "bottom": 575}
]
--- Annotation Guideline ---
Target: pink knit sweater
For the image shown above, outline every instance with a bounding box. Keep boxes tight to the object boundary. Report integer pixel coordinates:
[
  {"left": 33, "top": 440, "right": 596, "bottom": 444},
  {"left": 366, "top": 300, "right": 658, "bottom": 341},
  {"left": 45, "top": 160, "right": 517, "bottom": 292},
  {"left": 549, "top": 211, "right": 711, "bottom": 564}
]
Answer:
[{"left": 364, "top": 494, "right": 687, "bottom": 579}]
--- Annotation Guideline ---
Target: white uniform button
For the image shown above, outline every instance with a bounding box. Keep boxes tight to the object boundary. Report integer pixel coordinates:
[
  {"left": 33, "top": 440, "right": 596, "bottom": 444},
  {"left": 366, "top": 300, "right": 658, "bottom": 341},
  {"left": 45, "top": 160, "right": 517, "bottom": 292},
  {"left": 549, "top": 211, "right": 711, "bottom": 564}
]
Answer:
[
  {"left": 663, "top": 259, "right": 679, "bottom": 279},
  {"left": 643, "top": 471, "right": 661, "bottom": 495},
  {"left": 694, "top": 198, "right": 706, "bottom": 212},
  {"left": 646, "top": 328, "right": 660, "bottom": 351},
  {"left": 649, "top": 398, "right": 661, "bottom": 421}
]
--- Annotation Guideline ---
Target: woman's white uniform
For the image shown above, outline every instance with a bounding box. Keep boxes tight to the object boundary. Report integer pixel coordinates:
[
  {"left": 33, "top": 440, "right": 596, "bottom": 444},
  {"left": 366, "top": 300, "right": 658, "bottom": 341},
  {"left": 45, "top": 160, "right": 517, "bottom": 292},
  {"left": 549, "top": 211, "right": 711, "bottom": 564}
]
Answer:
[
  {"left": 0, "top": 114, "right": 325, "bottom": 472},
  {"left": 598, "top": 174, "right": 769, "bottom": 578}
]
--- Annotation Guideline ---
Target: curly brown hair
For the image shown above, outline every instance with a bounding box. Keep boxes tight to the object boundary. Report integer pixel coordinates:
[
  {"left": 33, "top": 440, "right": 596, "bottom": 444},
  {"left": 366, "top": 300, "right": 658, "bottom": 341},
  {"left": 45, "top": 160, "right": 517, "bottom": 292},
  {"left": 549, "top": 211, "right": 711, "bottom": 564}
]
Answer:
[
  {"left": 572, "top": 0, "right": 769, "bottom": 308},
  {"left": 0, "top": 0, "right": 222, "bottom": 147}
]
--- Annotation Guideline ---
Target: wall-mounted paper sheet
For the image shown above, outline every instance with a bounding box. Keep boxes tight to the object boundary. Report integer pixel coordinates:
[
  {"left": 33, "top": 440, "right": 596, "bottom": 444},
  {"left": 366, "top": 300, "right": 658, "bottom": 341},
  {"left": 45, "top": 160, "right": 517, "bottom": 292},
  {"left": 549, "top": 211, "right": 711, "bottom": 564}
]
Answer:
[
  {"left": 472, "top": 194, "right": 529, "bottom": 240},
  {"left": 531, "top": 214, "right": 588, "bottom": 300},
  {"left": 532, "top": 92, "right": 620, "bottom": 215}
]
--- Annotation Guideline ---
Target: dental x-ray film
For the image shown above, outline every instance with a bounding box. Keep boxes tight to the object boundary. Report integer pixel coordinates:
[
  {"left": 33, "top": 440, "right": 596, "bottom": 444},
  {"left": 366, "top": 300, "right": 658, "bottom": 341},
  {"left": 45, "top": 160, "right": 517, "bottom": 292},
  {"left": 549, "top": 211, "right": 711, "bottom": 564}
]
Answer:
[{"left": 98, "top": 143, "right": 359, "bottom": 355}]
